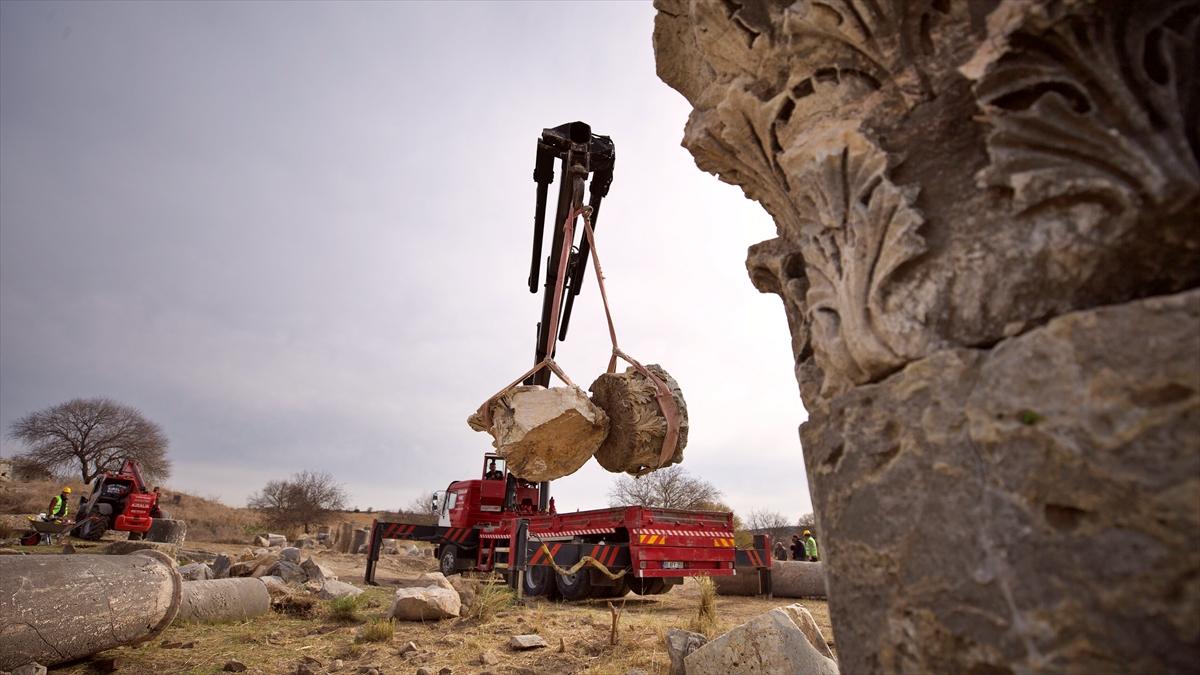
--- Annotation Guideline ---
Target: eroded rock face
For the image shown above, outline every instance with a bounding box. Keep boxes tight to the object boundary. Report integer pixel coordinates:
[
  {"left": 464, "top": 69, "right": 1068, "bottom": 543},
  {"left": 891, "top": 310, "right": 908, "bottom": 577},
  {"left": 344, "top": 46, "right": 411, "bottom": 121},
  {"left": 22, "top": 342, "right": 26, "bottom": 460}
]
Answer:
[
  {"left": 468, "top": 385, "right": 609, "bottom": 481},
  {"left": 590, "top": 364, "right": 689, "bottom": 475},
  {"left": 654, "top": 0, "right": 1200, "bottom": 670}
]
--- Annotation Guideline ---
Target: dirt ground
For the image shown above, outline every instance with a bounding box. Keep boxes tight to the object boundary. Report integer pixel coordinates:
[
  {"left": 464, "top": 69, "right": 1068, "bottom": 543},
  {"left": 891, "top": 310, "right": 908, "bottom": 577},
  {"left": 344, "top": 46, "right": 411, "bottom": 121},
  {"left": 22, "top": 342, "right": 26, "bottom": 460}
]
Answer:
[{"left": 28, "top": 539, "right": 834, "bottom": 675}]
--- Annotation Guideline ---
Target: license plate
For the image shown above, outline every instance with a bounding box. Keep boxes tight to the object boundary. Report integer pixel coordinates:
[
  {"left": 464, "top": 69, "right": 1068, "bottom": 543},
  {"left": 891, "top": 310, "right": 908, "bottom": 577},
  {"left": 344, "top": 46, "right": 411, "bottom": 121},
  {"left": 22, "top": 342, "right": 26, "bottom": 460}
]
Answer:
[{"left": 663, "top": 561, "right": 685, "bottom": 569}]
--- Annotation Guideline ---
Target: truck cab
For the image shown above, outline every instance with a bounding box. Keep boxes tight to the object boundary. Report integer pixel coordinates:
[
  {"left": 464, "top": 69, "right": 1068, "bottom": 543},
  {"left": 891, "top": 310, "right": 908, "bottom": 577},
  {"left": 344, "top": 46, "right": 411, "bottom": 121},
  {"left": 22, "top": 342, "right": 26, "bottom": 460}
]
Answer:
[{"left": 433, "top": 453, "right": 543, "bottom": 529}]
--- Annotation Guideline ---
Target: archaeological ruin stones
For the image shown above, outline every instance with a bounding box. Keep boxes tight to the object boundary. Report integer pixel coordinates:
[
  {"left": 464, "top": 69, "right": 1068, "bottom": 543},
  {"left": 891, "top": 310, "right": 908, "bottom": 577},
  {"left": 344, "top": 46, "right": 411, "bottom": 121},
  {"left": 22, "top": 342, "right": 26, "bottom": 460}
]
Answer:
[{"left": 589, "top": 364, "right": 689, "bottom": 475}]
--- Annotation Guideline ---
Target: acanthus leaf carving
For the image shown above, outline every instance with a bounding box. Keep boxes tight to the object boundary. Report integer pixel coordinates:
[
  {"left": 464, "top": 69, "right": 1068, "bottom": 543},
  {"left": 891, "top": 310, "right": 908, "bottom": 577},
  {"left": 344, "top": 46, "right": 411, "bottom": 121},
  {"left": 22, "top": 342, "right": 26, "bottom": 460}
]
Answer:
[{"left": 967, "top": 1, "right": 1200, "bottom": 227}]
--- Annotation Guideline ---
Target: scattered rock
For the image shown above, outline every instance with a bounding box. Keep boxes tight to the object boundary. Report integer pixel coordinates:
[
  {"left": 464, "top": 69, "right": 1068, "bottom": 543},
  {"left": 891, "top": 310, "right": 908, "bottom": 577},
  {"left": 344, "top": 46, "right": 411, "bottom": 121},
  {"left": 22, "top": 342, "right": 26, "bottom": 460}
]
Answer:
[
  {"left": 589, "top": 364, "right": 689, "bottom": 474},
  {"left": 447, "top": 575, "right": 477, "bottom": 612},
  {"left": 279, "top": 547, "right": 301, "bottom": 563},
  {"left": 398, "top": 641, "right": 419, "bottom": 655},
  {"left": 176, "top": 562, "right": 214, "bottom": 581},
  {"left": 222, "top": 660, "right": 247, "bottom": 673},
  {"left": 665, "top": 628, "right": 708, "bottom": 675},
  {"left": 479, "top": 650, "right": 499, "bottom": 665},
  {"left": 253, "top": 533, "right": 287, "bottom": 548},
  {"left": 389, "top": 584, "right": 461, "bottom": 621},
  {"left": 267, "top": 560, "right": 307, "bottom": 583},
  {"left": 437, "top": 669, "right": 452, "bottom": 675},
  {"left": 12, "top": 663, "right": 48, "bottom": 675},
  {"left": 509, "top": 634, "right": 548, "bottom": 651},
  {"left": 468, "top": 385, "right": 609, "bottom": 481},
  {"left": 61, "top": 542, "right": 75, "bottom": 554},
  {"left": 301, "top": 557, "right": 337, "bottom": 583},
  {"left": 683, "top": 606, "right": 838, "bottom": 675},
  {"left": 394, "top": 572, "right": 455, "bottom": 592},
  {"left": 91, "top": 656, "right": 123, "bottom": 672},
  {"left": 329, "top": 659, "right": 344, "bottom": 672},
  {"left": 318, "top": 579, "right": 364, "bottom": 600},
  {"left": 259, "top": 575, "right": 290, "bottom": 597},
  {"left": 146, "top": 518, "right": 188, "bottom": 545},
  {"left": 160, "top": 640, "right": 196, "bottom": 649},
  {"left": 415, "top": 669, "right": 433, "bottom": 675},
  {"left": 779, "top": 604, "right": 835, "bottom": 659},
  {"left": 212, "top": 553, "right": 232, "bottom": 579}
]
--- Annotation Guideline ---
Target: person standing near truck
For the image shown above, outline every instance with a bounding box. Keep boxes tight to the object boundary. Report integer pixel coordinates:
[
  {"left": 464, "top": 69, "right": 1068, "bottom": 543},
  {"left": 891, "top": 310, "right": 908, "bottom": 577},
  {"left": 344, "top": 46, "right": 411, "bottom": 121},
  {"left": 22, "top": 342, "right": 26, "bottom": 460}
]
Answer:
[{"left": 803, "top": 529, "right": 820, "bottom": 562}]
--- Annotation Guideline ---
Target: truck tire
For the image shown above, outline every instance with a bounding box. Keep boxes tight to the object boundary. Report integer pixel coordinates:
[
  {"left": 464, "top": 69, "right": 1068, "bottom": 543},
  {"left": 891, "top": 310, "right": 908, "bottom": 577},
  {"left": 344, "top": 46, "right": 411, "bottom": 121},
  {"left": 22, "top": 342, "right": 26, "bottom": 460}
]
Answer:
[
  {"left": 628, "top": 577, "right": 667, "bottom": 596},
  {"left": 555, "top": 568, "right": 593, "bottom": 601},
  {"left": 439, "top": 545, "right": 459, "bottom": 576},
  {"left": 75, "top": 515, "right": 109, "bottom": 541},
  {"left": 522, "top": 565, "right": 558, "bottom": 598}
]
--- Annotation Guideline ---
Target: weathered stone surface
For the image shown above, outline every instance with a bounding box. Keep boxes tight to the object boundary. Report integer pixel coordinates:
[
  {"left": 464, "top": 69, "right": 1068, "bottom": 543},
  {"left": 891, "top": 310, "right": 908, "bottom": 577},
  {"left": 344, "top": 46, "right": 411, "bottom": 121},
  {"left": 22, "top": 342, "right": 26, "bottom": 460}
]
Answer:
[
  {"left": 279, "top": 547, "right": 301, "bottom": 563},
  {"left": 590, "top": 364, "right": 689, "bottom": 475},
  {"left": 12, "top": 663, "right": 48, "bottom": 675},
  {"left": 350, "top": 528, "right": 368, "bottom": 555},
  {"left": 467, "top": 385, "right": 609, "bottom": 481},
  {"left": 509, "top": 634, "right": 548, "bottom": 650},
  {"left": 317, "top": 579, "right": 363, "bottom": 601},
  {"left": 176, "top": 578, "right": 270, "bottom": 623},
  {"left": 388, "top": 586, "right": 460, "bottom": 621},
  {"left": 211, "top": 554, "right": 231, "bottom": 579},
  {"left": 146, "top": 518, "right": 187, "bottom": 545},
  {"left": 258, "top": 575, "right": 290, "bottom": 597},
  {"left": 301, "top": 557, "right": 336, "bottom": 583},
  {"left": 665, "top": 628, "right": 707, "bottom": 675},
  {"left": 0, "top": 551, "right": 182, "bottom": 669},
  {"left": 655, "top": 0, "right": 1200, "bottom": 671},
  {"left": 176, "top": 562, "right": 213, "bottom": 581},
  {"left": 778, "top": 604, "right": 834, "bottom": 660},
  {"left": 684, "top": 606, "right": 838, "bottom": 675},
  {"left": 102, "top": 540, "right": 178, "bottom": 559},
  {"left": 804, "top": 290, "right": 1200, "bottom": 672},
  {"left": 266, "top": 560, "right": 307, "bottom": 583},
  {"left": 447, "top": 575, "right": 477, "bottom": 612}
]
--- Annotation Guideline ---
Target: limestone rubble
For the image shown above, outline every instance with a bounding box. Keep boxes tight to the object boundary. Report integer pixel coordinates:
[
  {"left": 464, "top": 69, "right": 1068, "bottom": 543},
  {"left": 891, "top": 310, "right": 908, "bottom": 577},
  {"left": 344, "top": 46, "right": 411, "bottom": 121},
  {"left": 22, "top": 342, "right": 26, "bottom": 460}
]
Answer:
[
  {"left": 468, "top": 385, "right": 609, "bottom": 481},
  {"left": 654, "top": 0, "right": 1200, "bottom": 671}
]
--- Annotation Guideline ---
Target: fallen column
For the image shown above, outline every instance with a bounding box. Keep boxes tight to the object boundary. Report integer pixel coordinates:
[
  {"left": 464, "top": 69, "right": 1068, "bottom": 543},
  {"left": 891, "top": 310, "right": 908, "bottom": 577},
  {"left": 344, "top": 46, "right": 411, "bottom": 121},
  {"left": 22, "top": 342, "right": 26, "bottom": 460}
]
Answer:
[
  {"left": 0, "top": 550, "right": 182, "bottom": 670},
  {"left": 175, "top": 578, "right": 271, "bottom": 623},
  {"left": 714, "top": 561, "right": 828, "bottom": 599},
  {"left": 468, "top": 385, "right": 609, "bottom": 481},
  {"left": 590, "top": 364, "right": 688, "bottom": 475}
]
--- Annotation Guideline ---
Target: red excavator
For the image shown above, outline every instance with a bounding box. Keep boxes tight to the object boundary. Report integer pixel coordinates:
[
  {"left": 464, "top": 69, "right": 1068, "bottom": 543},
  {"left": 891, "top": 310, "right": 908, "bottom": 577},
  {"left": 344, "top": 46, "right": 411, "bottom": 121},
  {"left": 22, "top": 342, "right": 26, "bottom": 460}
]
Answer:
[{"left": 71, "top": 459, "right": 162, "bottom": 541}]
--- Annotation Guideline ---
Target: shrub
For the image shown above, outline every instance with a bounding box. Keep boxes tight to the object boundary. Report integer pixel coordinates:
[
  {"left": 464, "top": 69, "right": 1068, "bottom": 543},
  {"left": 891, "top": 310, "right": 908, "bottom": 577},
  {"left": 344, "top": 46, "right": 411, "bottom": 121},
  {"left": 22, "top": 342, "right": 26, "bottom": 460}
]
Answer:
[
  {"left": 327, "top": 595, "right": 363, "bottom": 622},
  {"left": 464, "top": 580, "right": 515, "bottom": 623},
  {"left": 356, "top": 618, "right": 395, "bottom": 643},
  {"left": 689, "top": 577, "right": 719, "bottom": 637}
]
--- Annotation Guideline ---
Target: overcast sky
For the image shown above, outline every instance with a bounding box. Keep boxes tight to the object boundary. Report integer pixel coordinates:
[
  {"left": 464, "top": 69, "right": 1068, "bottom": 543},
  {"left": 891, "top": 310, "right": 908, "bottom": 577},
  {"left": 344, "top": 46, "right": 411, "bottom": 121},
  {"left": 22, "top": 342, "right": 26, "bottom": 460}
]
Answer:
[{"left": 0, "top": 1, "right": 812, "bottom": 521}]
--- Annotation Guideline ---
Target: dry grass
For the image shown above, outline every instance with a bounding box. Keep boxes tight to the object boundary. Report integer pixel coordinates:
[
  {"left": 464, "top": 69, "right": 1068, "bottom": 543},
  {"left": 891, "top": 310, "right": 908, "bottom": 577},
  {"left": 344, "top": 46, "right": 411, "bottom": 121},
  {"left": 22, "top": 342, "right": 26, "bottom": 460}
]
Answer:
[
  {"left": 463, "top": 580, "right": 515, "bottom": 623},
  {"left": 326, "top": 595, "right": 364, "bottom": 623},
  {"left": 689, "top": 577, "right": 720, "bottom": 637},
  {"left": 355, "top": 618, "right": 395, "bottom": 643}
]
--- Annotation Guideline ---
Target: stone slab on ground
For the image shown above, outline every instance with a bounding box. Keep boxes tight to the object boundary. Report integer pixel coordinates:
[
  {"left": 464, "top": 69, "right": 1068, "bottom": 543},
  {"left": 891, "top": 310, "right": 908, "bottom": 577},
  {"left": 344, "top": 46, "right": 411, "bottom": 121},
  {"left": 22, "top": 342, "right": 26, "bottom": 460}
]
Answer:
[
  {"left": 684, "top": 606, "right": 838, "bottom": 675},
  {"left": 176, "top": 562, "right": 213, "bottom": 582},
  {"left": 317, "top": 580, "right": 363, "bottom": 600},
  {"left": 146, "top": 519, "right": 187, "bottom": 545},
  {"left": 509, "top": 634, "right": 548, "bottom": 651},
  {"left": 468, "top": 385, "right": 609, "bottom": 482},
  {"left": 665, "top": 628, "right": 708, "bottom": 675},
  {"left": 589, "top": 364, "right": 688, "bottom": 475}
]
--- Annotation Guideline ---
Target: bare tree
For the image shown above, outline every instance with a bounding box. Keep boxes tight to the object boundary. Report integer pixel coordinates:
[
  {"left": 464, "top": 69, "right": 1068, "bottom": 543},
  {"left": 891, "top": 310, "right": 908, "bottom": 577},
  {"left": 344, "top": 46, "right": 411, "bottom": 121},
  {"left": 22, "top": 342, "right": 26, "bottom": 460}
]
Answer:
[
  {"left": 248, "top": 470, "right": 347, "bottom": 534},
  {"left": 608, "top": 466, "right": 722, "bottom": 510},
  {"left": 746, "top": 509, "right": 791, "bottom": 531},
  {"left": 797, "top": 512, "right": 816, "bottom": 529},
  {"left": 7, "top": 397, "right": 170, "bottom": 483}
]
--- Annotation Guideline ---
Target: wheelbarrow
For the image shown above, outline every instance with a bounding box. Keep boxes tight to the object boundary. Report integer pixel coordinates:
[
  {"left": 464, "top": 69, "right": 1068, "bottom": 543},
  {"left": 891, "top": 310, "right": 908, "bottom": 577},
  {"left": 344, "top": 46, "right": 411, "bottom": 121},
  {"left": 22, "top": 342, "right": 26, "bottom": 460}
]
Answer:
[{"left": 21, "top": 517, "right": 75, "bottom": 546}]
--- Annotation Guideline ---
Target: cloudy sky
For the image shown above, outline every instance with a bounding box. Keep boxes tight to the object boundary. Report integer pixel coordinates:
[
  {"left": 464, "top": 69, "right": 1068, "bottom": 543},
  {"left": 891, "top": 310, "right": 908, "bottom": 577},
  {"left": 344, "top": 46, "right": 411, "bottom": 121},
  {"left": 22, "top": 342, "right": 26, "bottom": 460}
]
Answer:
[{"left": 0, "top": 1, "right": 812, "bottom": 521}]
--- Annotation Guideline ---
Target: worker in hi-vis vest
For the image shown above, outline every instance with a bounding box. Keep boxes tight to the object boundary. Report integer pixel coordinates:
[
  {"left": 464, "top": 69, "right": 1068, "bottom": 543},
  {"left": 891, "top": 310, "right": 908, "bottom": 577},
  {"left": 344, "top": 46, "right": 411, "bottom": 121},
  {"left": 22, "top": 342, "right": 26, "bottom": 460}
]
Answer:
[
  {"left": 803, "top": 529, "right": 819, "bottom": 562},
  {"left": 46, "top": 486, "right": 71, "bottom": 522}
]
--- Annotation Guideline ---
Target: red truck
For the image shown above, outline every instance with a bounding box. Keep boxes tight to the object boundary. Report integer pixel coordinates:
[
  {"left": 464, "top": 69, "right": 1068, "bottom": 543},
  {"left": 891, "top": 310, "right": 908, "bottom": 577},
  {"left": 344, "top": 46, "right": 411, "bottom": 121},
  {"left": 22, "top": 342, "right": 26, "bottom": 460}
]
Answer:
[{"left": 364, "top": 454, "right": 773, "bottom": 600}]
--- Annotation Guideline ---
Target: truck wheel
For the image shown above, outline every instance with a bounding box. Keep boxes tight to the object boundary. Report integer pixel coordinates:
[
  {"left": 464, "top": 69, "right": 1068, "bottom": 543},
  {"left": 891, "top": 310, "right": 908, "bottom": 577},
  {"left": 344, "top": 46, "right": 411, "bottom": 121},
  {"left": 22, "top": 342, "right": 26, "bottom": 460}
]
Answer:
[
  {"left": 555, "top": 568, "right": 593, "bottom": 601},
  {"left": 439, "top": 545, "right": 459, "bottom": 576},
  {"left": 75, "top": 516, "right": 108, "bottom": 541},
  {"left": 628, "top": 577, "right": 667, "bottom": 596},
  {"left": 522, "top": 565, "right": 557, "bottom": 598}
]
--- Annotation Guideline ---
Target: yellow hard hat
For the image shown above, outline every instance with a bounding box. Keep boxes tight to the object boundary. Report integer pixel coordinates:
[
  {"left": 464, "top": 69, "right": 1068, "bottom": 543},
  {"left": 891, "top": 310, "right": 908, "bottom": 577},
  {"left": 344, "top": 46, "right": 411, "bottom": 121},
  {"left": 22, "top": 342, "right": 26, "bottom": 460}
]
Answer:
[
  {"left": 62, "top": 486, "right": 72, "bottom": 494},
  {"left": 802, "top": 529, "right": 811, "bottom": 536}
]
